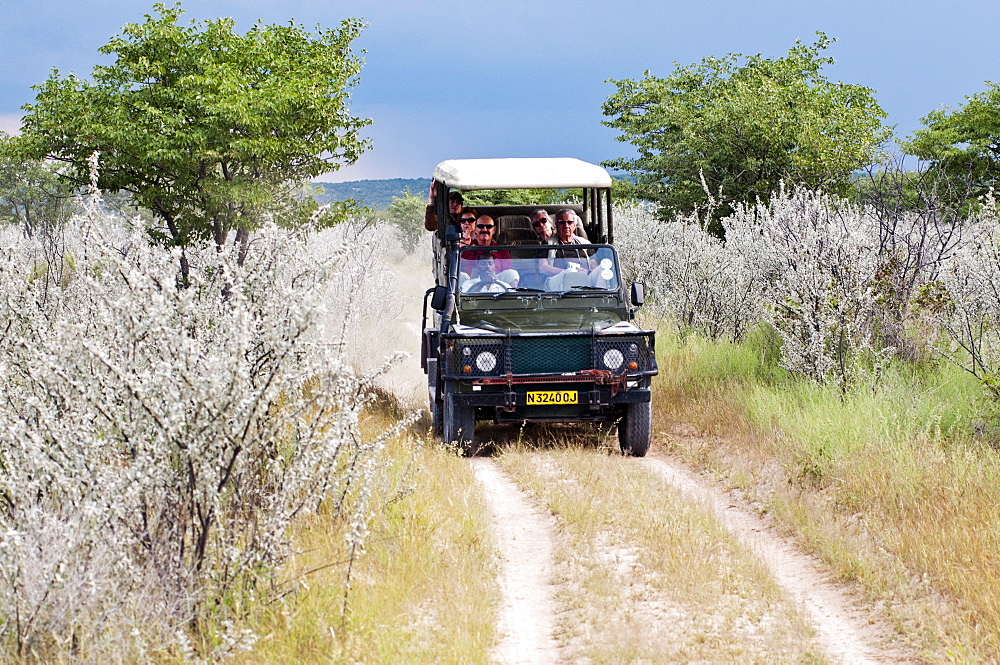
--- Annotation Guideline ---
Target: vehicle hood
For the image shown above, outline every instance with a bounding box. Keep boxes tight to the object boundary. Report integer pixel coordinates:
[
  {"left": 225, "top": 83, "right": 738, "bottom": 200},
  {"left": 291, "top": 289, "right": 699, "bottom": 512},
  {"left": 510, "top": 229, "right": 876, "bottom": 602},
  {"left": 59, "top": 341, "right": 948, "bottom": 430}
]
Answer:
[{"left": 458, "top": 309, "right": 625, "bottom": 333}]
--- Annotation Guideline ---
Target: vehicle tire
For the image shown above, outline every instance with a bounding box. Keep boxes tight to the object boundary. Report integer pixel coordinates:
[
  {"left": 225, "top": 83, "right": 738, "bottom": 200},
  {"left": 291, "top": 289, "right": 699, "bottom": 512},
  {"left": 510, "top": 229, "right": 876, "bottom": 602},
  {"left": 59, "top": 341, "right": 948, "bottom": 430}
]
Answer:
[
  {"left": 443, "top": 389, "right": 478, "bottom": 456},
  {"left": 618, "top": 400, "right": 651, "bottom": 457},
  {"left": 427, "top": 359, "right": 443, "bottom": 434},
  {"left": 430, "top": 396, "right": 443, "bottom": 434}
]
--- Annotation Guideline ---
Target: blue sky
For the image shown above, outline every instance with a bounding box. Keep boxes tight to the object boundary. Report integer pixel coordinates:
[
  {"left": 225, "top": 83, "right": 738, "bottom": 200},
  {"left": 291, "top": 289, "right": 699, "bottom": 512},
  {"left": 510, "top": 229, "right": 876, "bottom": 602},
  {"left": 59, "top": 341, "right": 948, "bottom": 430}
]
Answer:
[{"left": 2, "top": 0, "right": 998, "bottom": 181}]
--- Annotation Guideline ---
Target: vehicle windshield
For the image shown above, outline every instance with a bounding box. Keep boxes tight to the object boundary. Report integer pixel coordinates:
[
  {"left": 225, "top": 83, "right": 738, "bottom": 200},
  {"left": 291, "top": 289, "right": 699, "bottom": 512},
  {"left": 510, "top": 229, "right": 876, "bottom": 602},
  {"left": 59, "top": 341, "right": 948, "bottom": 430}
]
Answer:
[{"left": 458, "top": 244, "right": 620, "bottom": 295}]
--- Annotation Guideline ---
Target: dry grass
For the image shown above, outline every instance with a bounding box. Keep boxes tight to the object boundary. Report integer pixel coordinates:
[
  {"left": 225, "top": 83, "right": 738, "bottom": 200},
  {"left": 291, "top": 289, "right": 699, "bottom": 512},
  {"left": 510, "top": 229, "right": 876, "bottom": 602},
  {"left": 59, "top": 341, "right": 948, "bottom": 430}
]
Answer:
[
  {"left": 652, "top": 330, "right": 1000, "bottom": 661},
  {"left": 497, "top": 441, "right": 826, "bottom": 664},
  {"left": 232, "top": 411, "right": 498, "bottom": 665}
]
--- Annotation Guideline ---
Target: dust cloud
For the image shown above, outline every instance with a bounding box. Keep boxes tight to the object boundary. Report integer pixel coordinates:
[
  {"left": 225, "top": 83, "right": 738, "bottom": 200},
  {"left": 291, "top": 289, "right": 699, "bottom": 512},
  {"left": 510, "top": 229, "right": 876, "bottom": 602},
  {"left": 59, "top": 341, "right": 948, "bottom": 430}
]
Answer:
[{"left": 368, "top": 249, "right": 434, "bottom": 408}]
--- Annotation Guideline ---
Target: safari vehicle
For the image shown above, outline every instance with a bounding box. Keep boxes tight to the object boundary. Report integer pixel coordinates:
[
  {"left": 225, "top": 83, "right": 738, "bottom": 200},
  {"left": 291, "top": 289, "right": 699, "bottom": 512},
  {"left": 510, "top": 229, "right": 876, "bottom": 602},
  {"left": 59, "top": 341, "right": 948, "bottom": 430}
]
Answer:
[{"left": 421, "top": 158, "right": 657, "bottom": 456}]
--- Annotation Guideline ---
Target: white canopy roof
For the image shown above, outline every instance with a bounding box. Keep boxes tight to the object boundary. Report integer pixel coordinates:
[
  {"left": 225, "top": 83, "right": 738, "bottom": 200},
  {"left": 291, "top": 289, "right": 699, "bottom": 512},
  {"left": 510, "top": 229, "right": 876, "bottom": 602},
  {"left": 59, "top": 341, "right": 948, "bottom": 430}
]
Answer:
[{"left": 432, "top": 158, "right": 613, "bottom": 191}]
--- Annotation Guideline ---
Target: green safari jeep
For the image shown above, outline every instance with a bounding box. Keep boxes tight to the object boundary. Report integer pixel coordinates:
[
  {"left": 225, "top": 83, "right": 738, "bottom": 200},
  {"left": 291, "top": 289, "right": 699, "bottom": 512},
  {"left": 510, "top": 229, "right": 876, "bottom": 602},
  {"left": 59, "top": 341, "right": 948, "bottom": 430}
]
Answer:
[{"left": 421, "top": 158, "right": 657, "bottom": 456}]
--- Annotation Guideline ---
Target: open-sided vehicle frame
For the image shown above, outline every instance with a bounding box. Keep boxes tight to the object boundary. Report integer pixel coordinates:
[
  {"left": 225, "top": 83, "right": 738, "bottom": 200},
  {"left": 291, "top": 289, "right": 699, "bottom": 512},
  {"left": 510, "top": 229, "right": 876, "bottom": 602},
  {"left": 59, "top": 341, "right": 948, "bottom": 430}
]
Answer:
[{"left": 421, "top": 158, "right": 657, "bottom": 455}]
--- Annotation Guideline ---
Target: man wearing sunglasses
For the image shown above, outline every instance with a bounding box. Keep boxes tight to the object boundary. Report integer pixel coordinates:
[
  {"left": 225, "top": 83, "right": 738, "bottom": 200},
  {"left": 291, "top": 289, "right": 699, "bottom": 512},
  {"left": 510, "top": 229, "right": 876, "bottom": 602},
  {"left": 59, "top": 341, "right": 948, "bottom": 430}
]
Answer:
[
  {"left": 551, "top": 209, "right": 587, "bottom": 245},
  {"left": 540, "top": 209, "right": 591, "bottom": 289},
  {"left": 459, "top": 215, "right": 518, "bottom": 286},
  {"left": 530, "top": 209, "right": 554, "bottom": 242}
]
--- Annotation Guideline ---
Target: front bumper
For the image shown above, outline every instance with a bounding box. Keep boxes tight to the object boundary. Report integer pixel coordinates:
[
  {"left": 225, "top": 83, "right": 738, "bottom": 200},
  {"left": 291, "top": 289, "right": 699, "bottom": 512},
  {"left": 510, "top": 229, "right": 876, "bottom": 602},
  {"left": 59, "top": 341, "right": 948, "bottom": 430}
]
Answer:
[{"left": 450, "top": 370, "right": 651, "bottom": 423}]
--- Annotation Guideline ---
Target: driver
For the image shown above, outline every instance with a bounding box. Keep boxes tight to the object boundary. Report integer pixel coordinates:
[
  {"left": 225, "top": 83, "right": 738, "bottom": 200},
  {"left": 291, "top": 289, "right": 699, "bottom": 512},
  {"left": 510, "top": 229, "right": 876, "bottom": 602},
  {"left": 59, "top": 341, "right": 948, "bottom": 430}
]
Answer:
[{"left": 461, "top": 255, "right": 512, "bottom": 293}]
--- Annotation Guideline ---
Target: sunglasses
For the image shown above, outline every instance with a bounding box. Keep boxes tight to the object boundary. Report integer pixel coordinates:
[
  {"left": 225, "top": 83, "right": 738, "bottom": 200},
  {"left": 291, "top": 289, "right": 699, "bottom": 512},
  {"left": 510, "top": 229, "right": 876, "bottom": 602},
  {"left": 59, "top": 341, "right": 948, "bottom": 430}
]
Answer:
[
  {"left": 460, "top": 218, "right": 476, "bottom": 223},
  {"left": 556, "top": 219, "right": 573, "bottom": 225},
  {"left": 476, "top": 224, "right": 494, "bottom": 230},
  {"left": 531, "top": 220, "right": 547, "bottom": 226}
]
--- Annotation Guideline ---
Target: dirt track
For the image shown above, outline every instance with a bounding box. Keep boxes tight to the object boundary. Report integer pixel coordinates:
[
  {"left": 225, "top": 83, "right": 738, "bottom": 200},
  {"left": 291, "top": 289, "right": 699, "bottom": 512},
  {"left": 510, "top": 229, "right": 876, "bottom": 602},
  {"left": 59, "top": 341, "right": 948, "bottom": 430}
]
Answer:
[
  {"left": 640, "top": 455, "right": 890, "bottom": 664},
  {"left": 470, "top": 459, "right": 561, "bottom": 664},
  {"left": 470, "top": 448, "right": 911, "bottom": 664}
]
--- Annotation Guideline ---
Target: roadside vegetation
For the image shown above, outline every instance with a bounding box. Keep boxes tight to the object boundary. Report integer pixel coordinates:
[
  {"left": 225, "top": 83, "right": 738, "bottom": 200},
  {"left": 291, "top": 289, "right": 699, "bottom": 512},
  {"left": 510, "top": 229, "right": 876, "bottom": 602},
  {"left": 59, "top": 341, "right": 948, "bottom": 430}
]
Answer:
[
  {"left": 615, "top": 172, "right": 1000, "bottom": 658},
  {"left": 5, "top": 2, "right": 1000, "bottom": 661},
  {"left": 649, "top": 330, "right": 1000, "bottom": 660},
  {"left": 0, "top": 190, "right": 418, "bottom": 662},
  {"left": 234, "top": 407, "right": 497, "bottom": 665}
]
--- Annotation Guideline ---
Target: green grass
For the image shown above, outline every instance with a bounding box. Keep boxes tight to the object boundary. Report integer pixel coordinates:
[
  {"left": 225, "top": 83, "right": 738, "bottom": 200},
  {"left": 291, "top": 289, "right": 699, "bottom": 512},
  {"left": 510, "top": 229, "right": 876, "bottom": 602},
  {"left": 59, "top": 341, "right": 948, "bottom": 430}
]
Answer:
[
  {"left": 232, "top": 414, "right": 498, "bottom": 665},
  {"left": 651, "top": 326, "right": 1000, "bottom": 660}
]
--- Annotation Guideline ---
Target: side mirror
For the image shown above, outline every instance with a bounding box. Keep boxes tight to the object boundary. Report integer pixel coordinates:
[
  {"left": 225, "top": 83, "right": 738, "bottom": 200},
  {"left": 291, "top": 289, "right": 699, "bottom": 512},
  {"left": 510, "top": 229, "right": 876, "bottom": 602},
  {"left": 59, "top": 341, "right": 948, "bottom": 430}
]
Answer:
[
  {"left": 431, "top": 285, "right": 448, "bottom": 311},
  {"left": 445, "top": 225, "right": 461, "bottom": 244},
  {"left": 630, "top": 282, "right": 645, "bottom": 307}
]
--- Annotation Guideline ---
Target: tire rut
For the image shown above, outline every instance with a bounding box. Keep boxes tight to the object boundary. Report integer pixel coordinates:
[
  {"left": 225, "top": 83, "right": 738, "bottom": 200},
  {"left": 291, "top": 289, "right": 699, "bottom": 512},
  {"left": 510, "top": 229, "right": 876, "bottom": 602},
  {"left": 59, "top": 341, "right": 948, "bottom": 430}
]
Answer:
[
  {"left": 470, "top": 458, "right": 560, "bottom": 665},
  {"left": 641, "top": 454, "right": 904, "bottom": 664}
]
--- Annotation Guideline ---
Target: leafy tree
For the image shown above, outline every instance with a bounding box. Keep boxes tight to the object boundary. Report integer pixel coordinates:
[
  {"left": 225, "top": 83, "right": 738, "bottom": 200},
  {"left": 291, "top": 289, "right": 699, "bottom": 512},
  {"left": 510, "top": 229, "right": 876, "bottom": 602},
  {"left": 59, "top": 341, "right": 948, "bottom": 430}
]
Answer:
[
  {"left": 0, "top": 134, "right": 75, "bottom": 238},
  {"left": 602, "top": 34, "right": 890, "bottom": 233},
  {"left": 848, "top": 158, "right": 972, "bottom": 220},
  {"left": 462, "top": 188, "right": 579, "bottom": 207},
  {"left": 902, "top": 81, "right": 1000, "bottom": 200},
  {"left": 12, "top": 3, "right": 370, "bottom": 260},
  {"left": 379, "top": 191, "right": 426, "bottom": 253}
]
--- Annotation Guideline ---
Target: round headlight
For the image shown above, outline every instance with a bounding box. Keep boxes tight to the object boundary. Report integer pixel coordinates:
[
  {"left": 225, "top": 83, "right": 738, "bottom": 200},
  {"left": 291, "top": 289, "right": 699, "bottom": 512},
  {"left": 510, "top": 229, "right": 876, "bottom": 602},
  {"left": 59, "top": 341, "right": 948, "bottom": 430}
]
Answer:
[
  {"left": 462, "top": 346, "right": 472, "bottom": 357},
  {"left": 603, "top": 348, "right": 624, "bottom": 370},
  {"left": 475, "top": 351, "right": 498, "bottom": 372}
]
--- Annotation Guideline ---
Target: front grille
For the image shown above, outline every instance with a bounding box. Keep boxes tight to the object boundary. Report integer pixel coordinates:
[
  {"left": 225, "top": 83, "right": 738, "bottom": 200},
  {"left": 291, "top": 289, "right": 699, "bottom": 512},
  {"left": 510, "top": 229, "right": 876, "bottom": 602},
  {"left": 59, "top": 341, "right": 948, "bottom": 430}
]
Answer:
[
  {"left": 444, "top": 333, "right": 655, "bottom": 379},
  {"left": 511, "top": 336, "right": 591, "bottom": 374}
]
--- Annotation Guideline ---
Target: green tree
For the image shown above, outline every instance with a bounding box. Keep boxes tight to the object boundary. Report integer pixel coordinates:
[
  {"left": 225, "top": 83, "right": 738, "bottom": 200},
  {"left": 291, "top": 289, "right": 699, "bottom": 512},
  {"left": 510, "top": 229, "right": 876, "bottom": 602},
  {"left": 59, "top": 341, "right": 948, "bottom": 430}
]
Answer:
[
  {"left": 12, "top": 3, "right": 369, "bottom": 260},
  {"left": 462, "top": 188, "right": 574, "bottom": 207},
  {"left": 380, "top": 191, "right": 426, "bottom": 253},
  {"left": 602, "top": 34, "right": 890, "bottom": 233},
  {"left": 0, "top": 135, "right": 75, "bottom": 238},
  {"left": 902, "top": 81, "right": 1000, "bottom": 200}
]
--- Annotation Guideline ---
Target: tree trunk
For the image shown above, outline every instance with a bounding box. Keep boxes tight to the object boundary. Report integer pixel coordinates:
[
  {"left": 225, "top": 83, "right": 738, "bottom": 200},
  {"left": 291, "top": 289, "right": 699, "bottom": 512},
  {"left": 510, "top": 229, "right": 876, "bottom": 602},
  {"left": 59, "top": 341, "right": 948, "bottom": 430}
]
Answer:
[{"left": 235, "top": 227, "right": 251, "bottom": 266}]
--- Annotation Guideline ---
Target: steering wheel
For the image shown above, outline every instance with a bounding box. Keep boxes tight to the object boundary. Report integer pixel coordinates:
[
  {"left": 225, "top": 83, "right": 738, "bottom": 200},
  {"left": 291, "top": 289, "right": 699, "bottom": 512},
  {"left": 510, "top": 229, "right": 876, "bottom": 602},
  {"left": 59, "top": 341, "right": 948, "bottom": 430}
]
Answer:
[{"left": 469, "top": 279, "right": 510, "bottom": 293}]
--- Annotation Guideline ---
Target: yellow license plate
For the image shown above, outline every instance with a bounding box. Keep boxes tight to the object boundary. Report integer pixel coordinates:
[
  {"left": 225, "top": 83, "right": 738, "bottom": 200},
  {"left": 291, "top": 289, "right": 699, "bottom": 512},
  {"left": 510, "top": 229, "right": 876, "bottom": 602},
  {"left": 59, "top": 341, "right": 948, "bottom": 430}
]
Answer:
[{"left": 525, "top": 390, "right": 578, "bottom": 405}]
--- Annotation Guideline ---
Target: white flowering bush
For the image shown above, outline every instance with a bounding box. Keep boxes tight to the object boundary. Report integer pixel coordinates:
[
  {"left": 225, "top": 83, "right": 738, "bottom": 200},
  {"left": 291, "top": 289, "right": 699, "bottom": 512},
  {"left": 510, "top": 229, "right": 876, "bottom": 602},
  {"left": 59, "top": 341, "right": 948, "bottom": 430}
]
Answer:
[
  {"left": 615, "top": 202, "right": 762, "bottom": 341},
  {"left": 934, "top": 196, "right": 1000, "bottom": 396},
  {"left": 0, "top": 195, "right": 410, "bottom": 661},
  {"left": 723, "top": 188, "right": 888, "bottom": 386},
  {"left": 616, "top": 183, "right": 982, "bottom": 389}
]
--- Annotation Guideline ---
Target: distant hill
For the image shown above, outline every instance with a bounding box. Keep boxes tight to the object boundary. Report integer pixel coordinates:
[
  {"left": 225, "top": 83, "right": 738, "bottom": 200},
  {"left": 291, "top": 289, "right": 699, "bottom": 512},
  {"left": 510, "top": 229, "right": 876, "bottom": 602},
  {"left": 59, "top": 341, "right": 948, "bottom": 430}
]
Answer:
[
  {"left": 314, "top": 178, "right": 429, "bottom": 210},
  {"left": 314, "top": 173, "right": 636, "bottom": 210}
]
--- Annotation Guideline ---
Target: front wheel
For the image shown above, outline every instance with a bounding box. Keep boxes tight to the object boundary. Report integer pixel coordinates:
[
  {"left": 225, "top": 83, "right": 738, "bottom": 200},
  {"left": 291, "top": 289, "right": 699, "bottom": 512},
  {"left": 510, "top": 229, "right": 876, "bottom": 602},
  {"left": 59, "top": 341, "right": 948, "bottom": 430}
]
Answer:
[
  {"left": 427, "top": 358, "right": 443, "bottom": 434},
  {"left": 430, "top": 396, "right": 443, "bottom": 435},
  {"left": 443, "top": 389, "right": 478, "bottom": 456},
  {"left": 618, "top": 400, "right": 651, "bottom": 457}
]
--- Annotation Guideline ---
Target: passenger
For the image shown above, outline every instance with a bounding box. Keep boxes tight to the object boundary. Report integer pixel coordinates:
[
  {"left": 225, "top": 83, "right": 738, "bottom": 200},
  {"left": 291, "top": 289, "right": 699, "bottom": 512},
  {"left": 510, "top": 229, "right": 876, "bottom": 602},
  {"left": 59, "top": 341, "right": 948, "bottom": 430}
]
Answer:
[
  {"left": 424, "top": 181, "right": 464, "bottom": 231},
  {"left": 509, "top": 209, "right": 555, "bottom": 289},
  {"left": 458, "top": 208, "right": 479, "bottom": 247},
  {"left": 460, "top": 215, "right": 519, "bottom": 286},
  {"left": 529, "top": 209, "right": 554, "bottom": 242},
  {"left": 539, "top": 209, "right": 589, "bottom": 289},
  {"left": 550, "top": 209, "right": 587, "bottom": 246},
  {"left": 461, "top": 255, "right": 512, "bottom": 293}
]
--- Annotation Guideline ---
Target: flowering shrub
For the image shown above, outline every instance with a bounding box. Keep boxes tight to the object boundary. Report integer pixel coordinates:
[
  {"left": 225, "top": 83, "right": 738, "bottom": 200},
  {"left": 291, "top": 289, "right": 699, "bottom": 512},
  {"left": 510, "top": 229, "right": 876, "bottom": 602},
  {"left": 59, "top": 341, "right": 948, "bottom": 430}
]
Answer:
[
  {"left": 616, "top": 184, "right": 983, "bottom": 389},
  {"left": 724, "top": 188, "right": 889, "bottom": 386},
  {"left": 0, "top": 195, "right": 409, "bottom": 660},
  {"left": 934, "top": 196, "right": 1000, "bottom": 396},
  {"left": 615, "top": 202, "right": 762, "bottom": 342}
]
